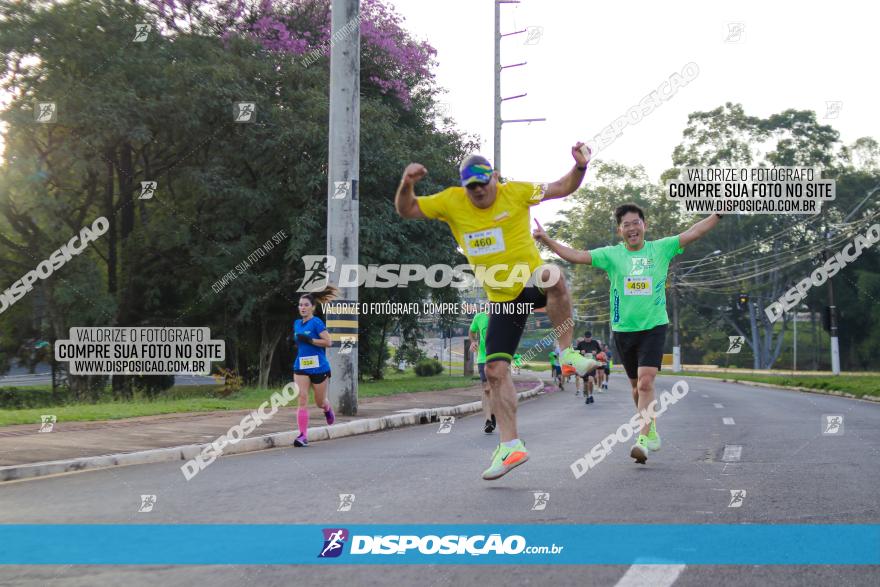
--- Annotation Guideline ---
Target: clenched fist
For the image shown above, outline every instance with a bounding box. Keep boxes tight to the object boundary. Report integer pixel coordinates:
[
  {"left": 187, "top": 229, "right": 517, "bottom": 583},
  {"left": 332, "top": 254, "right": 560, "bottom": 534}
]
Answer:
[{"left": 402, "top": 163, "right": 427, "bottom": 184}]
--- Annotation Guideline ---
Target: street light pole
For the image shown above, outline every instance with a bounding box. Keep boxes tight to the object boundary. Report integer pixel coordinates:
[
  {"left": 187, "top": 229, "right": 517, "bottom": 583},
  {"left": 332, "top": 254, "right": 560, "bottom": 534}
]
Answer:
[{"left": 494, "top": 0, "right": 544, "bottom": 173}]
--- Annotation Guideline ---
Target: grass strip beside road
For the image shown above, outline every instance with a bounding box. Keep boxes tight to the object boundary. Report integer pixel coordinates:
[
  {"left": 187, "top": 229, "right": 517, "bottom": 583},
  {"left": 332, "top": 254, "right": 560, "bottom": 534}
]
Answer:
[
  {"left": 682, "top": 371, "right": 880, "bottom": 399},
  {"left": 0, "top": 374, "right": 478, "bottom": 426}
]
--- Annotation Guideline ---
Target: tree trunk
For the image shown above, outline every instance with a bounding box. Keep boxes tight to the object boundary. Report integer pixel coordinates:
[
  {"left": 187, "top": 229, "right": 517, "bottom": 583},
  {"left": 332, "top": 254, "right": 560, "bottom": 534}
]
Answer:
[
  {"left": 258, "top": 318, "right": 285, "bottom": 389},
  {"left": 373, "top": 320, "right": 389, "bottom": 379},
  {"left": 748, "top": 298, "right": 760, "bottom": 370},
  {"left": 811, "top": 310, "right": 819, "bottom": 370},
  {"left": 105, "top": 153, "right": 117, "bottom": 295}
]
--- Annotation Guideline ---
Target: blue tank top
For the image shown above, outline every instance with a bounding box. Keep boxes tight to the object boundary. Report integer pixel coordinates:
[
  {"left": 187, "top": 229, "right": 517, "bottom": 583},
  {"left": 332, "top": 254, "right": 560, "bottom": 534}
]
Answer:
[{"left": 293, "top": 317, "right": 330, "bottom": 373}]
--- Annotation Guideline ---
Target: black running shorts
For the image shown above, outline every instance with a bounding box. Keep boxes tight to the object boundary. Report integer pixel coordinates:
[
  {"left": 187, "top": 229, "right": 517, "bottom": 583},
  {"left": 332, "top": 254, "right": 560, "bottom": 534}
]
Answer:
[
  {"left": 613, "top": 324, "right": 668, "bottom": 379},
  {"left": 477, "top": 363, "right": 487, "bottom": 383},
  {"left": 485, "top": 286, "right": 547, "bottom": 363},
  {"left": 294, "top": 370, "right": 331, "bottom": 384}
]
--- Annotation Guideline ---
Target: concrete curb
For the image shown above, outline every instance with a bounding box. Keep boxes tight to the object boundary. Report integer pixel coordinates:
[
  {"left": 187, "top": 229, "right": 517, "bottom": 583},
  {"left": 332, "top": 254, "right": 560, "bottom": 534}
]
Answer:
[
  {"left": 682, "top": 374, "right": 880, "bottom": 402},
  {"left": 0, "top": 381, "right": 546, "bottom": 483}
]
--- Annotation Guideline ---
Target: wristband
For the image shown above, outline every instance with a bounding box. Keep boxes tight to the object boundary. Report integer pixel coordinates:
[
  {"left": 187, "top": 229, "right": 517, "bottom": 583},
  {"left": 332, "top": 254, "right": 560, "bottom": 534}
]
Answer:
[
  {"left": 576, "top": 163, "right": 588, "bottom": 172},
  {"left": 714, "top": 213, "right": 723, "bottom": 219}
]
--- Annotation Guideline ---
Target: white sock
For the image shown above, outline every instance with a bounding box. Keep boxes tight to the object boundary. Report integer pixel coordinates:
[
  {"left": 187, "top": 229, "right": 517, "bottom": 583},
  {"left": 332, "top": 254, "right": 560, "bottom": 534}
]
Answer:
[{"left": 503, "top": 438, "right": 520, "bottom": 448}]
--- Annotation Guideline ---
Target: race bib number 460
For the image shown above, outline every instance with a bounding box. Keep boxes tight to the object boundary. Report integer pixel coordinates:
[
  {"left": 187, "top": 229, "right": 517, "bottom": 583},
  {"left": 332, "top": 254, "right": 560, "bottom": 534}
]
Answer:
[
  {"left": 299, "top": 355, "right": 319, "bottom": 369},
  {"left": 624, "top": 276, "right": 652, "bottom": 295},
  {"left": 464, "top": 228, "right": 505, "bottom": 256}
]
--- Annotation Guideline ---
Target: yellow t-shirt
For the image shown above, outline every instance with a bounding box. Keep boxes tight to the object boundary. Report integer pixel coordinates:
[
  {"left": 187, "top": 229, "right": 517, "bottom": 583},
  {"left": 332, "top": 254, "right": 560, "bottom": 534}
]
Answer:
[{"left": 416, "top": 181, "right": 545, "bottom": 302}]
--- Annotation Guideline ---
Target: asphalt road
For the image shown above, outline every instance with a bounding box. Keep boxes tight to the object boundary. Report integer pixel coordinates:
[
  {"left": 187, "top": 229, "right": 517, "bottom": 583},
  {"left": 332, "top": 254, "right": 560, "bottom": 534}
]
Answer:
[{"left": 1, "top": 375, "right": 878, "bottom": 586}]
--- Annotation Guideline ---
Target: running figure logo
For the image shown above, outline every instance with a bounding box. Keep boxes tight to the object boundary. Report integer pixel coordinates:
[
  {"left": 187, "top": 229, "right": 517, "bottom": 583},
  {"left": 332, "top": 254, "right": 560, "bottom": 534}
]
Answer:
[
  {"left": 629, "top": 258, "right": 653, "bottom": 276},
  {"left": 333, "top": 181, "right": 351, "bottom": 200},
  {"left": 524, "top": 26, "right": 543, "bottom": 45},
  {"left": 824, "top": 101, "right": 843, "bottom": 120},
  {"left": 728, "top": 490, "right": 746, "bottom": 508},
  {"left": 139, "top": 181, "right": 157, "bottom": 200},
  {"left": 39, "top": 415, "right": 56, "bottom": 433},
  {"left": 339, "top": 337, "right": 356, "bottom": 355},
  {"left": 529, "top": 183, "right": 548, "bottom": 202},
  {"left": 725, "top": 23, "right": 745, "bottom": 43},
  {"left": 822, "top": 414, "right": 844, "bottom": 435},
  {"left": 298, "top": 255, "right": 336, "bottom": 292},
  {"left": 35, "top": 102, "right": 57, "bottom": 123},
  {"left": 437, "top": 415, "right": 455, "bottom": 434},
  {"left": 138, "top": 494, "right": 157, "bottom": 513},
  {"left": 531, "top": 492, "right": 550, "bottom": 511},
  {"left": 337, "top": 494, "right": 355, "bottom": 512},
  {"left": 318, "top": 528, "right": 349, "bottom": 558},
  {"left": 726, "top": 336, "right": 745, "bottom": 354},
  {"left": 233, "top": 102, "right": 256, "bottom": 122},
  {"left": 133, "top": 24, "right": 151, "bottom": 42}
]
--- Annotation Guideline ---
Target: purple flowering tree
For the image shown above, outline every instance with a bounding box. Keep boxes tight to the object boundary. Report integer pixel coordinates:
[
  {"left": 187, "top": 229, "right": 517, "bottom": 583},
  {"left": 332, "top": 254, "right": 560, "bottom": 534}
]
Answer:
[{"left": 149, "top": 0, "right": 436, "bottom": 108}]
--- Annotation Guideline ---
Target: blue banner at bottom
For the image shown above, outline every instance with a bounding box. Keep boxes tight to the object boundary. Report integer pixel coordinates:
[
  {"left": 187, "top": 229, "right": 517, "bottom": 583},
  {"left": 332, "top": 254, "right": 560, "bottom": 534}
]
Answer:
[{"left": 1, "top": 525, "right": 878, "bottom": 565}]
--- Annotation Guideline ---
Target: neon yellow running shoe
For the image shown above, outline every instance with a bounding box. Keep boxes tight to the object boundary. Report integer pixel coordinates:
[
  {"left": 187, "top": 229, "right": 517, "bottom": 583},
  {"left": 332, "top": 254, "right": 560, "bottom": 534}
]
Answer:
[
  {"left": 561, "top": 348, "right": 598, "bottom": 377},
  {"left": 630, "top": 434, "right": 649, "bottom": 464},
  {"left": 646, "top": 418, "right": 661, "bottom": 452},
  {"left": 481, "top": 440, "right": 529, "bottom": 480}
]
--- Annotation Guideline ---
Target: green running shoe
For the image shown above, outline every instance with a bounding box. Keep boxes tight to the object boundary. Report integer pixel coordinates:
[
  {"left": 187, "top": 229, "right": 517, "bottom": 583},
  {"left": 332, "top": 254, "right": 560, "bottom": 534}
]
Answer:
[
  {"left": 646, "top": 418, "right": 661, "bottom": 451},
  {"left": 630, "top": 434, "right": 649, "bottom": 464},
  {"left": 481, "top": 440, "right": 530, "bottom": 480},
  {"left": 561, "top": 347, "right": 598, "bottom": 377}
]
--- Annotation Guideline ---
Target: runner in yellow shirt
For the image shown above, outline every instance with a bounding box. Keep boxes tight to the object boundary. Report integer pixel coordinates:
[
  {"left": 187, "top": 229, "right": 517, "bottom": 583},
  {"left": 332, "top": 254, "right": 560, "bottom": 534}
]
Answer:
[{"left": 395, "top": 143, "right": 597, "bottom": 481}]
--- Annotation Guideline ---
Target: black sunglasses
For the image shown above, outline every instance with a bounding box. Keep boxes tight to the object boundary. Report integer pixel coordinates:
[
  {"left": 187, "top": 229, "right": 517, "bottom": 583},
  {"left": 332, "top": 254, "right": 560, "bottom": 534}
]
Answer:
[{"left": 466, "top": 181, "right": 490, "bottom": 191}]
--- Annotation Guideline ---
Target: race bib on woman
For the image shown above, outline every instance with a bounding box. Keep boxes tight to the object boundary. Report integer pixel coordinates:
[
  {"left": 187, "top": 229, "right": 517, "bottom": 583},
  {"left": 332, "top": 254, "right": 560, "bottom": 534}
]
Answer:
[{"left": 299, "top": 355, "right": 319, "bottom": 369}]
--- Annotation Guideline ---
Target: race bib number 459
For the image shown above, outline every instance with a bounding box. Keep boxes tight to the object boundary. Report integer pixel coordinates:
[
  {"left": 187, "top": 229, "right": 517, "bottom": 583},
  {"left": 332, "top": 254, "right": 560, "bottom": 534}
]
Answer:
[
  {"left": 624, "top": 276, "right": 652, "bottom": 295},
  {"left": 464, "top": 228, "right": 505, "bottom": 256}
]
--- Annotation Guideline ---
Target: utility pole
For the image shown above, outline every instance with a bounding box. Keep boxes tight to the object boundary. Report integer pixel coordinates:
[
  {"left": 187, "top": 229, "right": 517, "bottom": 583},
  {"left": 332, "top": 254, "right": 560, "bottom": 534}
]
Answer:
[
  {"left": 494, "top": 0, "right": 545, "bottom": 173},
  {"left": 326, "top": 0, "right": 360, "bottom": 415},
  {"left": 822, "top": 183, "right": 879, "bottom": 375},
  {"left": 671, "top": 277, "right": 681, "bottom": 372}
]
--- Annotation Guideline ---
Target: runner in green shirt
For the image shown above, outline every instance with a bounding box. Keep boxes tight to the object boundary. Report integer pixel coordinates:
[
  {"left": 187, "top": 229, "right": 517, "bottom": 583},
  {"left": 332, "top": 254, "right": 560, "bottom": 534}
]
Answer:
[
  {"left": 469, "top": 311, "right": 495, "bottom": 433},
  {"left": 534, "top": 203, "right": 721, "bottom": 465}
]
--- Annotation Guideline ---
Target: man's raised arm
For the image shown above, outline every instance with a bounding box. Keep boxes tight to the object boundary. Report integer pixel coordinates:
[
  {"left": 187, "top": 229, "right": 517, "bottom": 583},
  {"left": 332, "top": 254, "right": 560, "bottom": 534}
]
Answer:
[
  {"left": 678, "top": 213, "right": 722, "bottom": 247},
  {"left": 532, "top": 220, "right": 593, "bottom": 265},
  {"left": 395, "top": 163, "right": 428, "bottom": 219},
  {"left": 541, "top": 142, "right": 591, "bottom": 201}
]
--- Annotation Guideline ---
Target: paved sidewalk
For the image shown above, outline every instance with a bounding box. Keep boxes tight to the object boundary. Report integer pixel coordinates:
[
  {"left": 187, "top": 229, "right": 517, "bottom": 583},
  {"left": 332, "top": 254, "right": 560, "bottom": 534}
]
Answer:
[{"left": 0, "top": 379, "right": 545, "bottom": 468}]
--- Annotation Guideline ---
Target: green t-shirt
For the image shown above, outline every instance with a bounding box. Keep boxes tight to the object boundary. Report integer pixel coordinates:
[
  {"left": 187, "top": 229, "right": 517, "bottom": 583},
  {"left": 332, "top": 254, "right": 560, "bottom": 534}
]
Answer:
[
  {"left": 549, "top": 351, "right": 559, "bottom": 366},
  {"left": 513, "top": 354, "right": 523, "bottom": 366},
  {"left": 589, "top": 236, "right": 683, "bottom": 333},
  {"left": 469, "top": 312, "right": 489, "bottom": 364}
]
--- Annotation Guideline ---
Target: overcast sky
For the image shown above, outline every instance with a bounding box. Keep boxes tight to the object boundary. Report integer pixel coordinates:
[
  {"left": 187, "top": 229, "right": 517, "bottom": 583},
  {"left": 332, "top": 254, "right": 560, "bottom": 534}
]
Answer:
[{"left": 389, "top": 0, "right": 880, "bottom": 224}]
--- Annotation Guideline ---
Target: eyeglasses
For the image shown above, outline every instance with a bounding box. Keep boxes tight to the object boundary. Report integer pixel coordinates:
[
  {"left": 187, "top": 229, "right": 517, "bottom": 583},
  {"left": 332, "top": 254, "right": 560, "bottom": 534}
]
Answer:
[
  {"left": 620, "top": 219, "right": 643, "bottom": 230},
  {"left": 466, "top": 182, "right": 489, "bottom": 191}
]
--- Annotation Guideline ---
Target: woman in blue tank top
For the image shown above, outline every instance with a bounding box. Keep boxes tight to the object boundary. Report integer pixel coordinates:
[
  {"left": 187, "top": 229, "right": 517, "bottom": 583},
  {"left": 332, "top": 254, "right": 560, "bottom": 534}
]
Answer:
[{"left": 292, "top": 287, "right": 337, "bottom": 447}]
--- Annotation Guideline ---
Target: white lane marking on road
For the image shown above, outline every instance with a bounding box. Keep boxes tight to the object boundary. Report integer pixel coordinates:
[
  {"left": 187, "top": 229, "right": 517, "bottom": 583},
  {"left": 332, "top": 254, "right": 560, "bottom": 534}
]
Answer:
[
  {"left": 723, "top": 417, "right": 736, "bottom": 425},
  {"left": 614, "top": 564, "right": 687, "bottom": 587},
  {"left": 713, "top": 403, "right": 724, "bottom": 408},
  {"left": 722, "top": 444, "right": 743, "bottom": 461}
]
